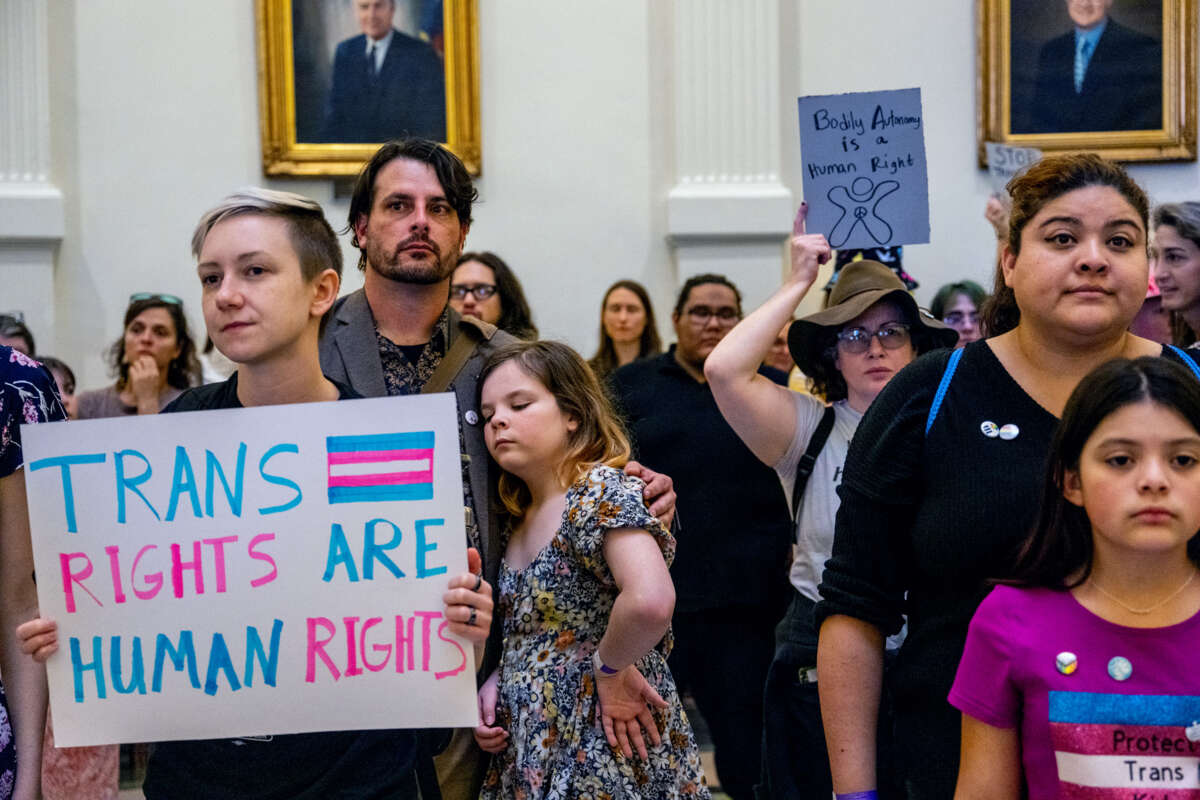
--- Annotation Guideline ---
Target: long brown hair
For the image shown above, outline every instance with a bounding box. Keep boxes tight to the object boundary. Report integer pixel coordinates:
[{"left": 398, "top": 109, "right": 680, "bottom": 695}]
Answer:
[
  {"left": 456, "top": 251, "right": 538, "bottom": 339},
  {"left": 982, "top": 153, "right": 1149, "bottom": 336},
  {"left": 107, "top": 297, "right": 201, "bottom": 390},
  {"left": 588, "top": 280, "right": 662, "bottom": 379},
  {"left": 479, "top": 340, "right": 631, "bottom": 519}
]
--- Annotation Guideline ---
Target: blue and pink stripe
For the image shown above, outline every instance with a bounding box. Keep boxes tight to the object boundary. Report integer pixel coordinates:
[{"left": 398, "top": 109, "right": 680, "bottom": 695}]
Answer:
[
  {"left": 326, "top": 431, "right": 435, "bottom": 504},
  {"left": 1048, "top": 691, "right": 1200, "bottom": 795}
]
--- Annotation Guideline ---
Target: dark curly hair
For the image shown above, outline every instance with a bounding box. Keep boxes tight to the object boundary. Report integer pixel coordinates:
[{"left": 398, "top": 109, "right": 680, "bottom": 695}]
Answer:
[
  {"left": 455, "top": 251, "right": 538, "bottom": 339},
  {"left": 107, "top": 297, "right": 201, "bottom": 391}
]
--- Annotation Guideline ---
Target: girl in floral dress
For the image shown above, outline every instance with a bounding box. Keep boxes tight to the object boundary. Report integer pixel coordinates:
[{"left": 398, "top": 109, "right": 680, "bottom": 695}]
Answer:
[{"left": 474, "top": 340, "right": 708, "bottom": 799}]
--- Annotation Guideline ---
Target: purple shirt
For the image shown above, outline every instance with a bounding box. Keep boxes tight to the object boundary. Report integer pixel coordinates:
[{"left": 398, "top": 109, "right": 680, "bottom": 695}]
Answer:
[{"left": 950, "top": 584, "right": 1200, "bottom": 799}]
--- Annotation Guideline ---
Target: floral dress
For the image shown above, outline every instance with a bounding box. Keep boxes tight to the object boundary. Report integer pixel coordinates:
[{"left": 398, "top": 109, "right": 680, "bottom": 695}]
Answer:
[
  {"left": 0, "top": 347, "right": 67, "bottom": 799},
  {"left": 480, "top": 465, "right": 709, "bottom": 800}
]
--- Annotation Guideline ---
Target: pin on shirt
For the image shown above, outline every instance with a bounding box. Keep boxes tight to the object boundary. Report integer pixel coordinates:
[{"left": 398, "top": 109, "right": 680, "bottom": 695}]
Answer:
[
  {"left": 1107, "top": 656, "right": 1133, "bottom": 682},
  {"left": 1055, "top": 651, "right": 1077, "bottom": 675},
  {"left": 980, "top": 421, "right": 1020, "bottom": 440},
  {"left": 1186, "top": 721, "right": 1200, "bottom": 743}
]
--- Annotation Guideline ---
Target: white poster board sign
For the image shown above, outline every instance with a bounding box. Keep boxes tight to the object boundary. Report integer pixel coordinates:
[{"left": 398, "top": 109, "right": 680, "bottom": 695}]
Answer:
[{"left": 22, "top": 393, "right": 477, "bottom": 746}]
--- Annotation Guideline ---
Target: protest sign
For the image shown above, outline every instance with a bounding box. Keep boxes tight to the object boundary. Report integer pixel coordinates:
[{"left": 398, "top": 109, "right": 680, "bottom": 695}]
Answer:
[
  {"left": 797, "top": 88, "right": 929, "bottom": 249},
  {"left": 22, "top": 393, "right": 477, "bottom": 746},
  {"left": 985, "top": 142, "right": 1042, "bottom": 192}
]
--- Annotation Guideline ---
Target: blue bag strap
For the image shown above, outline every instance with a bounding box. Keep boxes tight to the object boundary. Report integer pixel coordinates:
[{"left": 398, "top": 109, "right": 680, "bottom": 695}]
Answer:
[
  {"left": 925, "top": 347, "right": 965, "bottom": 436},
  {"left": 1166, "top": 344, "right": 1200, "bottom": 381}
]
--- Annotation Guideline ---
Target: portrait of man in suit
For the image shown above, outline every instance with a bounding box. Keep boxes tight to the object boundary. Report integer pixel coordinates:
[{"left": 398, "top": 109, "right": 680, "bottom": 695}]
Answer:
[
  {"left": 1009, "top": 0, "right": 1162, "bottom": 134},
  {"left": 322, "top": 0, "right": 446, "bottom": 142},
  {"left": 291, "top": 0, "right": 447, "bottom": 145}
]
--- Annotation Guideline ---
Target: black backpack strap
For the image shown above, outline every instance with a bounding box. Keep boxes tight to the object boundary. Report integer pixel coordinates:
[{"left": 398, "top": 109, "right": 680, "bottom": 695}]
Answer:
[{"left": 792, "top": 405, "right": 836, "bottom": 519}]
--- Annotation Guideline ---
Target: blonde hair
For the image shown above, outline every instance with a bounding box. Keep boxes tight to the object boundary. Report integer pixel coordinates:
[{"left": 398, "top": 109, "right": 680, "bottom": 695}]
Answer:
[
  {"left": 479, "top": 340, "right": 631, "bottom": 519},
  {"left": 192, "top": 187, "right": 342, "bottom": 282}
]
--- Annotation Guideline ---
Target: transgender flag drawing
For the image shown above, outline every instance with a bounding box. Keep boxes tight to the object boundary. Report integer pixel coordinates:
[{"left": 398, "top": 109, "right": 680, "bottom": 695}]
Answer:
[
  {"left": 1049, "top": 691, "right": 1200, "bottom": 798},
  {"left": 326, "top": 431, "right": 434, "bottom": 504}
]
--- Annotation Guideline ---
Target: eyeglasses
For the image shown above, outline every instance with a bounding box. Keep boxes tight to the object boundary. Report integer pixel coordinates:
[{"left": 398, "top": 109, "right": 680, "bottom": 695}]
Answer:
[
  {"left": 129, "top": 292, "right": 182, "bottom": 306},
  {"left": 685, "top": 306, "right": 740, "bottom": 326},
  {"left": 835, "top": 323, "right": 911, "bottom": 354},
  {"left": 450, "top": 284, "right": 497, "bottom": 301},
  {"left": 942, "top": 311, "right": 980, "bottom": 327}
]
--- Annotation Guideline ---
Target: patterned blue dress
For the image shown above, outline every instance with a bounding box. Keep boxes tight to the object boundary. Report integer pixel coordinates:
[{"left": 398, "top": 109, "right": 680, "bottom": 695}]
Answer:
[
  {"left": 480, "top": 465, "right": 709, "bottom": 800},
  {"left": 0, "top": 346, "right": 67, "bottom": 798}
]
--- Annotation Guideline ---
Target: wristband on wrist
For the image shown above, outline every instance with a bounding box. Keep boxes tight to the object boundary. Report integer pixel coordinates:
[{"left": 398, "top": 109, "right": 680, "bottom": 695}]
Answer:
[
  {"left": 592, "top": 649, "right": 620, "bottom": 676},
  {"left": 835, "top": 792, "right": 878, "bottom": 800}
]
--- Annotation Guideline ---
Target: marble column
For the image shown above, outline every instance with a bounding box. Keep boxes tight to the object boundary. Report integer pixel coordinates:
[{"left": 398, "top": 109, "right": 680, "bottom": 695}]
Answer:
[
  {"left": 0, "top": 0, "right": 64, "bottom": 351},
  {"left": 666, "top": 0, "right": 792, "bottom": 308}
]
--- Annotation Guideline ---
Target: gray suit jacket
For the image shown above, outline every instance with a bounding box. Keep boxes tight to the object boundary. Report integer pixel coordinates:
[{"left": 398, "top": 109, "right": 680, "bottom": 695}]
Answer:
[{"left": 319, "top": 289, "right": 516, "bottom": 592}]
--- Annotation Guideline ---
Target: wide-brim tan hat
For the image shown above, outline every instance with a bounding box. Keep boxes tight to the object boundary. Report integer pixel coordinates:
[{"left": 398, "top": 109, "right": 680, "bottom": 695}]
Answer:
[{"left": 787, "top": 260, "right": 959, "bottom": 374}]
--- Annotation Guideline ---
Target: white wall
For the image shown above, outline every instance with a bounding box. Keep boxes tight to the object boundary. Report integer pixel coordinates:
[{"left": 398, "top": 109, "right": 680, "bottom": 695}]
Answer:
[
  {"left": 42, "top": 1, "right": 1200, "bottom": 391},
  {"left": 46, "top": 0, "right": 667, "bottom": 391}
]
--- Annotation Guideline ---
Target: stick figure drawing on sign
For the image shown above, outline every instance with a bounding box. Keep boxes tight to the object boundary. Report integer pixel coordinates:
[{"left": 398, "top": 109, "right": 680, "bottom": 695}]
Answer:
[{"left": 826, "top": 176, "right": 900, "bottom": 248}]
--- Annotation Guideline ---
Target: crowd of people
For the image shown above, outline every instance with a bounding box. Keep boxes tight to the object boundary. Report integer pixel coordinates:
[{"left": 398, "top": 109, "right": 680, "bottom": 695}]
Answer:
[{"left": 2, "top": 140, "right": 1199, "bottom": 800}]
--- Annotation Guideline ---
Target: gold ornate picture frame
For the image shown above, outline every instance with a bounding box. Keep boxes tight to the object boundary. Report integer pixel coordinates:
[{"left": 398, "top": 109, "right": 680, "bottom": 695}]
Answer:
[
  {"left": 257, "top": 0, "right": 480, "bottom": 176},
  {"left": 978, "top": 0, "right": 1196, "bottom": 164}
]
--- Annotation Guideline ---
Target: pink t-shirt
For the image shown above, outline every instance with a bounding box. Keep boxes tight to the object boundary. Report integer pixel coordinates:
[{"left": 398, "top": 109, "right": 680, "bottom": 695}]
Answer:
[{"left": 949, "top": 584, "right": 1200, "bottom": 799}]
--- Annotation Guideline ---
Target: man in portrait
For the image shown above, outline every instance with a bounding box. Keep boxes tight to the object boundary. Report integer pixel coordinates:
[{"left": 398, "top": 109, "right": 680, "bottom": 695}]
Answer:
[
  {"left": 1025, "top": 0, "right": 1161, "bottom": 133},
  {"left": 321, "top": 0, "right": 447, "bottom": 143}
]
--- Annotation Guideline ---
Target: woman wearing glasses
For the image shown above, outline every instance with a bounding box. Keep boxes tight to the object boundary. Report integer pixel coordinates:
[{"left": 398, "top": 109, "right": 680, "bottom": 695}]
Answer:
[
  {"left": 704, "top": 206, "right": 956, "bottom": 799},
  {"left": 76, "top": 293, "right": 201, "bottom": 419},
  {"left": 448, "top": 251, "right": 538, "bottom": 339}
]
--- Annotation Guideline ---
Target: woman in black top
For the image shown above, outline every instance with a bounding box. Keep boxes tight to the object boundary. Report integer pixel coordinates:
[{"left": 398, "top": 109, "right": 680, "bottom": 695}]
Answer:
[{"left": 815, "top": 154, "right": 1193, "bottom": 799}]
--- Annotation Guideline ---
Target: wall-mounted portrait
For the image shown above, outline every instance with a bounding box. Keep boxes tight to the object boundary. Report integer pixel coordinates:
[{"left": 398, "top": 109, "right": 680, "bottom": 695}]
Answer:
[
  {"left": 257, "top": 0, "right": 480, "bottom": 176},
  {"left": 978, "top": 0, "right": 1197, "bottom": 163}
]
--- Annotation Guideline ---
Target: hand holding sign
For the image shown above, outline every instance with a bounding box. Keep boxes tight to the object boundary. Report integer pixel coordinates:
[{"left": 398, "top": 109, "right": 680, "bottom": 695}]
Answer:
[
  {"left": 789, "top": 203, "right": 832, "bottom": 288},
  {"left": 17, "top": 616, "right": 57, "bottom": 662},
  {"left": 442, "top": 547, "right": 493, "bottom": 645}
]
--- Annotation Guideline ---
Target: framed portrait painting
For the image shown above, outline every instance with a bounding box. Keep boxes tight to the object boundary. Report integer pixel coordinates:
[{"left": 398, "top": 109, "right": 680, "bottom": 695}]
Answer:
[
  {"left": 257, "top": 0, "right": 480, "bottom": 176},
  {"left": 978, "top": 0, "right": 1197, "bottom": 163}
]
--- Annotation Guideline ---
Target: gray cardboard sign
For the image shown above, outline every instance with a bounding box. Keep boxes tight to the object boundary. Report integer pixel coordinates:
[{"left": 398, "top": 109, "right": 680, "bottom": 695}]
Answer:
[
  {"left": 985, "top": 142, "right": 1041, "bottom": 192},
  {"left": 797, "top": 88, "right": 929, "bottom": 249}
]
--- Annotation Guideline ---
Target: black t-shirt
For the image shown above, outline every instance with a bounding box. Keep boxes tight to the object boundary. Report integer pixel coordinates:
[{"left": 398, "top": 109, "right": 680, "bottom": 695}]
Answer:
[
  {"left": 610, "top": 348, "right": 792, "bottom": 613},
  {"left": 145, "top": 373, "right": 420, "bottom": 800}
]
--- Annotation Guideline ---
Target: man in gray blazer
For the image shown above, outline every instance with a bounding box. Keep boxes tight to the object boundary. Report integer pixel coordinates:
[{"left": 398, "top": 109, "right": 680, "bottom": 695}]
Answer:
[{"left": 318, "top": 138, "right": 676, "bottom": 800}]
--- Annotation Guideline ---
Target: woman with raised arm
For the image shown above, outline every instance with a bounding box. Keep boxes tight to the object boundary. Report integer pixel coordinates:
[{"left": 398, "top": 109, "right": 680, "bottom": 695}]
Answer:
[{"left": 705, "top": 205, "right": 955, "bottom": 798}]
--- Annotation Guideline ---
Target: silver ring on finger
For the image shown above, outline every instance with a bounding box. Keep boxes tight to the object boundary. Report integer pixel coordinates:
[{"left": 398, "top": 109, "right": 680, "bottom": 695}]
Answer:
[{"left": 468, "top": 607, "right": 477, "bottom": 627}]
